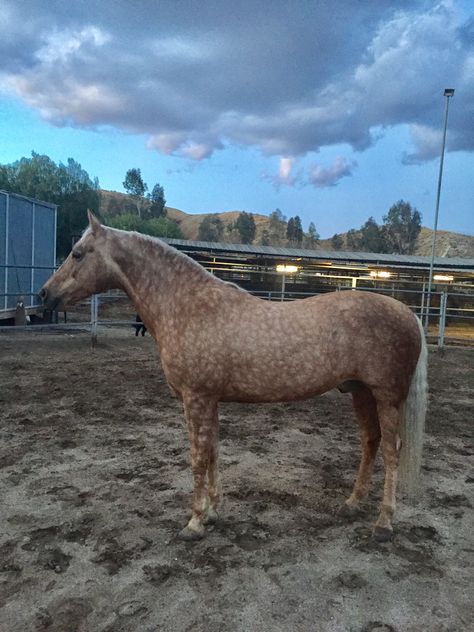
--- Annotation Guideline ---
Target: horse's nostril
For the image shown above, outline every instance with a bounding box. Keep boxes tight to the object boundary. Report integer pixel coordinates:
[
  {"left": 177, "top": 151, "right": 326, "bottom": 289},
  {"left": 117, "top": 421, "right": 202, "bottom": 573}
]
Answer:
[{"left": 39, "top": 288, "right": 47, "bottom": 302}]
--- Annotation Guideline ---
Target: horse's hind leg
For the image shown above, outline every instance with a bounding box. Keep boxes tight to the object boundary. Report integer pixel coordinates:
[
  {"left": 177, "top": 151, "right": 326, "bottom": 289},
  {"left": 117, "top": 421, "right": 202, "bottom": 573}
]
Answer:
[
  {"left": 179, "top": 394, "right": 218, "bottom": 540},
  {"left": 373, "top": 402, "right": 403, "bottom": 542},
  {"left": 204, "top": 410, "right": 220, "bottom": 525},
  {"left": 345, "top": 385, "right": 381, "bottom": 511}
]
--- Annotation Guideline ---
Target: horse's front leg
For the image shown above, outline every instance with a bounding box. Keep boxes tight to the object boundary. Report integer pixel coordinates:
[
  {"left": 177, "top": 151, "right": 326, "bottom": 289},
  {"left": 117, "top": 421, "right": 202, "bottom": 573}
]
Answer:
[
  {"left": 203, "top": 406, "right": 220, "bottom": 525},
  {"left": 179, "top": 394, "right": 218, "bottom": 541}
]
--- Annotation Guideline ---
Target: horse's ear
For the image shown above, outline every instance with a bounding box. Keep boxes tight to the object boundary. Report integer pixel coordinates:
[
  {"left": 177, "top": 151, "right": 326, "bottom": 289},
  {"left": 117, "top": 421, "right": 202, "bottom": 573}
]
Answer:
[{"left": 87, "top": 210, "right": 102, "bottom": 236}]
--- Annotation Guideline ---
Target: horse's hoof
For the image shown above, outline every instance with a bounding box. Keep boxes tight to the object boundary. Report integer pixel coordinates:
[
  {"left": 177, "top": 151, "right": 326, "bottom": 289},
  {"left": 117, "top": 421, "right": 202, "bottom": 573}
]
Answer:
[
  {"left": 178, "top": 525, "right": 205, "bottom": 541},
  {"left": 203, "top": 508, "right": 219, "bottom": 525},
  {"left": 372, "top": 526, "right": 394, "bottom": 543}
]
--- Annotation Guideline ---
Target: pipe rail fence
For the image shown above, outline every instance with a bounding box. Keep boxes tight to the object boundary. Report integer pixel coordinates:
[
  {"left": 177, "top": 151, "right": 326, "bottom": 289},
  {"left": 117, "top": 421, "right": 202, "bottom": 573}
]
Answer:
[{"left": 1, "top": 268, "right": 473, "bottom": 349}]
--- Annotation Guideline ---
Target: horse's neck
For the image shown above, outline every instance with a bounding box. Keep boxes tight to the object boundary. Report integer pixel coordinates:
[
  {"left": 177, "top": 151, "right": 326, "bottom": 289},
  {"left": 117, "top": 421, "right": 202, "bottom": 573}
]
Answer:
[{"left": 110, "top": 231, "right": 214, "bottom": 329}]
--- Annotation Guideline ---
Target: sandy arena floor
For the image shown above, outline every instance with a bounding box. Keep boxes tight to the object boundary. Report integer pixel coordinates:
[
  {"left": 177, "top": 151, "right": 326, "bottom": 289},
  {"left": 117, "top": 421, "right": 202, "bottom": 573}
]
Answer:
[{"left": 0, "top": 330, "right": 473, "bottom": 632}]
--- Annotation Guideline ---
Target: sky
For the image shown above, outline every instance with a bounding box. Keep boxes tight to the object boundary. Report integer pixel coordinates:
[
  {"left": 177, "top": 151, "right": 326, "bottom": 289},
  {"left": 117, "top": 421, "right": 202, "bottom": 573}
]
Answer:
[{"left": 0, "top": 0, "right": 473, "bottom": 238}]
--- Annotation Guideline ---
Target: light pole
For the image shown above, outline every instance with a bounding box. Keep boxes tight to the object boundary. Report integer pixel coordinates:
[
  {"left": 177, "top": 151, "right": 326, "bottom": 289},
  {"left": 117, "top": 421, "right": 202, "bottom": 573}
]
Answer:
[
  {"left": 424, "top": 88, "right": 455, "bottom": 332},
  {"left": 276, "top": 264, "right": 298, "bottom": 300}
]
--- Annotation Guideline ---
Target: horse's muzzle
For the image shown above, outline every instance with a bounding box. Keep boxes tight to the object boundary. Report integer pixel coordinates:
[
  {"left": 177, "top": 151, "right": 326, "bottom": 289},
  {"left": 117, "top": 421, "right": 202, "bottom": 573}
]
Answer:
[
  {"left": 38, "top": 287, "right": 60, "bottom": 311},
  {"left": 38, "top": 287, "right": 48, "bottom": 303}
]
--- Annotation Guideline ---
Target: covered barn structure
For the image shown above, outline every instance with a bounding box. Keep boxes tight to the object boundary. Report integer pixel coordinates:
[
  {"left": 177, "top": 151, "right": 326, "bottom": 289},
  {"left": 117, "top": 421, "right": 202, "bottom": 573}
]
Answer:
[
  {"left": 0, "top": 190, "right": 57, "bottom": 320},
  {"left": 164, "top": 237, "right": 474, "bottom": 294},
  {"left": 163, "top": 238, "right": 474, "bottom": 332}
]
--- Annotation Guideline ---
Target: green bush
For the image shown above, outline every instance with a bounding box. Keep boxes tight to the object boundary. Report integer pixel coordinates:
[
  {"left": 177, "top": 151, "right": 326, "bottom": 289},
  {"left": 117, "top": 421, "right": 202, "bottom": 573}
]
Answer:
[{"left": 105, "top": 214, "right": 183, "bottom": 239}]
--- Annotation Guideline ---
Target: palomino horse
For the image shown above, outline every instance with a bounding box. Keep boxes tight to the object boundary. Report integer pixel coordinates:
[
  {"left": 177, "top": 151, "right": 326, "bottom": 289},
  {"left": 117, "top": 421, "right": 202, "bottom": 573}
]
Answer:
[{"left": 40, "top": 211, "right": 427, "bottom": 542}]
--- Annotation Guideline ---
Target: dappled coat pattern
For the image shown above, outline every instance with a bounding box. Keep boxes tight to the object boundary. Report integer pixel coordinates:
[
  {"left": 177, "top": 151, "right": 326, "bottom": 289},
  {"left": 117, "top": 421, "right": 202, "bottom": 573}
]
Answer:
[{"left": 40, "top": 212, "right": 428, "bottom": 542}]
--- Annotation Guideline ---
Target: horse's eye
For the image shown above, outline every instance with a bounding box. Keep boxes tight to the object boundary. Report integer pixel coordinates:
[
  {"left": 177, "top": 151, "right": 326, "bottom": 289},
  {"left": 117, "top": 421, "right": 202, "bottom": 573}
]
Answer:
[{"left": 72, "top": 250, "right": 83, "bottom": 260}]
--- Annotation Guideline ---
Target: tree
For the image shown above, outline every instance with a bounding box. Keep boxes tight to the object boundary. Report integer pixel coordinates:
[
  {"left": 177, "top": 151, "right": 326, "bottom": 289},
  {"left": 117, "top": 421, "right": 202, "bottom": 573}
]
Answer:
[
  {"left": 346, "top": 229, "right": 361, "bottom": 251},
  {"left": 331, "top": 233, "right": 344, "bottom": 250},
  {"left": 293, "top": 216, "right": 303, "bottom": 245},
  {"left": 268, "top": 208, "right": 287, "bottom": 245},
  {"left": 358, "top": 217, "right": 388, "bottom": 253},
  {"left": 105, "top": 213, "right": 143, "bottom": 232},
  {"left": 260, "top": 229, "right": 271, "bottom": 246},
  {"left": 198, "top": 216, "right": 224, "bottom": 242},
  {"left": 10, "top": 153, "right": 60, "bottom": 201},
  {"left": 0, "top": 152, "right": 100, "bottom": 258},
  {"left": 286, "top": 217, "right": 296, "bottom": 242},
  {"left": 235, "top": 212, "right": 256, "bottom": 244},
  {"left": 383, "top": 200, "right": 421, "bottom": 254},
  {"left": 0, "top": 165, "right": 14, "bottom": 191},
  {"left": 123, "top": 168, "right": 148, "bottom": 218},
  {"left": 148, "top": 183, "right": 167, "bottom": 218},
  {"left": 56, "top": 159, "right": 101, "bottom": 257},
  {"left": 123, "top": 168, "right": 147, "bottom": 197},
  {"left": 308, "top": 222, "right": 319, "bottom": 241},
  {"left": 304, "top": 221, "right": 320, "bottom": 248},
  {"left": 145, "top": 217, "right": 182, "bottom": 238}
]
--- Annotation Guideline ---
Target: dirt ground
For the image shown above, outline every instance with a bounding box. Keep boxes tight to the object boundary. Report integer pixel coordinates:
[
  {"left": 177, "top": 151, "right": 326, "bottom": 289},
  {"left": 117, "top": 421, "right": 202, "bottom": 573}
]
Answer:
[{"left": 0, "top": 330, "right": 473, "bottom": 632}]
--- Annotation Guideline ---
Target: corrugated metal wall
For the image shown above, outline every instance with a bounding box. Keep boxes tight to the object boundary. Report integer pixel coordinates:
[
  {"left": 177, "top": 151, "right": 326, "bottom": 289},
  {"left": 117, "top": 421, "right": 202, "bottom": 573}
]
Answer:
[{"left": 1, "top": 191, "right": 57, "bottom": 311}]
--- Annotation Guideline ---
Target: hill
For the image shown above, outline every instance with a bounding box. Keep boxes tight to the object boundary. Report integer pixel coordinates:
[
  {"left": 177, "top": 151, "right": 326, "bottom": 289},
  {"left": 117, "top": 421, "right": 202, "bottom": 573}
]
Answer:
[
  {"left": 100, "top": 189, "right": 271, "bottom": 241},
  {"left": 99, "top": 189, "right": 474, "bottom": 258}
]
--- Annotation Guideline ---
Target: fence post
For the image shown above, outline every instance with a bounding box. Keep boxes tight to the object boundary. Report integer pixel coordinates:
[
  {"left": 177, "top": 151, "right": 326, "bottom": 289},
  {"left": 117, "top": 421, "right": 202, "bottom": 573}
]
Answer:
[
  {"left": 420, "top": 281, "right": 426, "bottom": 320},
  {"left": 91, "top": 294, "right": 99, "bottom": 347},
  {"left": 438, "top": 291, "right": 447, "bottom": 350}
]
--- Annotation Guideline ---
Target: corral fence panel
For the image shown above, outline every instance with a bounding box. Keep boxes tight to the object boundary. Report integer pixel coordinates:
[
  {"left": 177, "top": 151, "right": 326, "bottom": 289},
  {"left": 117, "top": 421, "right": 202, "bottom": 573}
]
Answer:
[
  {"left": 0, "top": 190, "right": 57, "bottom": 314},
  {"left": 1, "top": 258, "right": 473, "bottom": 348}
]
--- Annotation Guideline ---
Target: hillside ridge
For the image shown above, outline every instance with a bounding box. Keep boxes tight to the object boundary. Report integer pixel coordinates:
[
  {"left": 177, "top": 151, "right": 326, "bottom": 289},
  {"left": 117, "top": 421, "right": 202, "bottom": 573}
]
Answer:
[{"left": 99, "top": 189, "right": 474, "bottom": 258}]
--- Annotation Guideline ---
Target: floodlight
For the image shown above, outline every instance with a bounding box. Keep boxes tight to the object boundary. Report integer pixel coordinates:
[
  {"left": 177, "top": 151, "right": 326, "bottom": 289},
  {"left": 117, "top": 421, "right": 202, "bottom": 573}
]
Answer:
[
  {"left": 370, "top": 270, "right": 391, "bottom": 279},
  {"left": 276, "top": 264, "right": 299, "bottom": 273}
]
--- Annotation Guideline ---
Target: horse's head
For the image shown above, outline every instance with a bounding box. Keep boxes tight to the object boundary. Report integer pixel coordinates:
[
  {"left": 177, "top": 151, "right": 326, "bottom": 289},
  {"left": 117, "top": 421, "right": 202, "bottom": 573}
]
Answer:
[{"left": 39, "top": 211, "right": 114, "bottom": 310}]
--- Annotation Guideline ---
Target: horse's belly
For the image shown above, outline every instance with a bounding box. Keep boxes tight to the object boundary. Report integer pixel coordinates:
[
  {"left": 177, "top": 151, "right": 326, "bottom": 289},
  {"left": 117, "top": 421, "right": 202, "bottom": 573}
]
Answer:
[{"left": 221, "top": 358, "right": 340, "bottom": 403}]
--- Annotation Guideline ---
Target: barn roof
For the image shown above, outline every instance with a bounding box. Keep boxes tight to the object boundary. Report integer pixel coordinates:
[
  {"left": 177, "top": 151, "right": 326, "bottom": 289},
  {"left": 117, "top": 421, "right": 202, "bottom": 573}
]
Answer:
[
  {"left": 163, "top": 238, "right": 474, "bottom": 272},
  {"left": 0, "top": 189, "right": 57, "bottom": 209}
]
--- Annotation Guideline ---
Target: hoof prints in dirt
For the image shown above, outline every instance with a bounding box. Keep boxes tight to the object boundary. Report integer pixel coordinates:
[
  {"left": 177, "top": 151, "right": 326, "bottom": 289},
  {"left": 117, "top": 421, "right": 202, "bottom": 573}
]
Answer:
[
  {"left": 92, "top": 533, "right": 153, "bottom": 575},
  {"left": 143, "top": 544, "right": 242, "bottom": 586},
  {"left": 350, "top": 523, "right": 444, "bottom": 580},
  {"left": 333, "top": 570, "right": 368, "bottom": 590},
  {"left": 429, "top": 490, "right": 472, "bottom": 509},
  {"left": 37, "top": 547, "right": 72, "bottom": 574},
  {"left": 220, "top": 520, "right": 271, "bottom": 551},
  {"left": 360, "top": 624, "right": 397, "bottom": 632},
  {"left": 35, "top": 598, "right": 93, "bottom": 632},
  {"left": 227, "top": 486, "right": 299, "bottom": 508}
]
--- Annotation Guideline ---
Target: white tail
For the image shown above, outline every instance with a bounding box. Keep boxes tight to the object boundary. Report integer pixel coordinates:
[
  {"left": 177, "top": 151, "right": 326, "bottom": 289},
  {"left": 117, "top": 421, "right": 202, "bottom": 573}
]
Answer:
[{"left": 398, "top": 315, "right": 428, "bottom": 498}]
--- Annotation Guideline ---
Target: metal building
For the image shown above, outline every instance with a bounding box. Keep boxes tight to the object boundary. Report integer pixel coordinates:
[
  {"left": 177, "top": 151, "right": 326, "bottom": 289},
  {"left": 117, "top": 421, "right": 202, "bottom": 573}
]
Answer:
[{"left": 0, "top": 190, "right": 57, "bottom": 318}]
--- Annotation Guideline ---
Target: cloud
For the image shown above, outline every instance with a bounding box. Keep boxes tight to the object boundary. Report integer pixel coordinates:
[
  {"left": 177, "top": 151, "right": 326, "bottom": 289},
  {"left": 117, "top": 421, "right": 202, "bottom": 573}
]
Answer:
[
  {"left": 147, "top": 133, "right": 222, "bottom": 160},
  {"left": 262, "top": 157, "right": 303, "bottom": 189},
  {"left": 263, "top": 155, "right": 356, "bottom": 189},
  {"left": 308, "top": 156, "right": 357, "bottom": 188},
  {"left": 36, "top": 26, "right": 110, "bottom": 64},
  {"left": 403, "top": 124, "right": 444, "bottom": 164},
  {"left": 0, "top": 1, "right": 472, "bottom": 162}
]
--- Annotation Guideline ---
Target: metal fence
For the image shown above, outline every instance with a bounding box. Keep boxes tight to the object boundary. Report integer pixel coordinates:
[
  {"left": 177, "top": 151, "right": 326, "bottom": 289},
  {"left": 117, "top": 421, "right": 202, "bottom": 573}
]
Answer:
[{"left": 1, "top": 274, "right": 473, "bottom": 348}]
